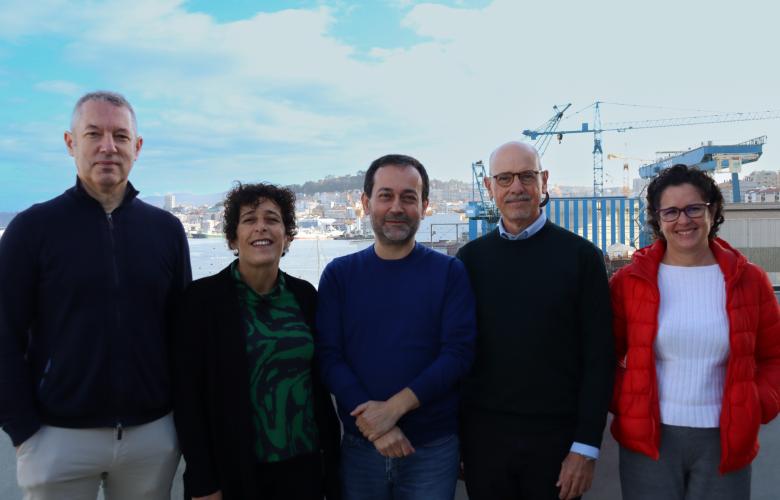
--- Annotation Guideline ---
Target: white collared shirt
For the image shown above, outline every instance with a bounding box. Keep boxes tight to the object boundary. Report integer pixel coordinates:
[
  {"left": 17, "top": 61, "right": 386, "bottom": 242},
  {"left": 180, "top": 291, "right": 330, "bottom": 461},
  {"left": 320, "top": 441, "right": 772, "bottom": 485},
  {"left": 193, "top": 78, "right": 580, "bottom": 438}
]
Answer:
[{"left": 497, "top": 210, "right": 547, "bottom": 240}]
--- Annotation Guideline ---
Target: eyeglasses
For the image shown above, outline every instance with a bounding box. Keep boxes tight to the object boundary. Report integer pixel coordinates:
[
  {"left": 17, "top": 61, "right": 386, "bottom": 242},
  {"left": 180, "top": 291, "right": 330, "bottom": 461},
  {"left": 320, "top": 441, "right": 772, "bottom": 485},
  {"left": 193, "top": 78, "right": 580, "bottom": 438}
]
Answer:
[
  {"left": 657, "top": 203, "right": 711, "bottom": 222},
  {"left": 492, "top": 171, "right": 542, "bottom": 187}
]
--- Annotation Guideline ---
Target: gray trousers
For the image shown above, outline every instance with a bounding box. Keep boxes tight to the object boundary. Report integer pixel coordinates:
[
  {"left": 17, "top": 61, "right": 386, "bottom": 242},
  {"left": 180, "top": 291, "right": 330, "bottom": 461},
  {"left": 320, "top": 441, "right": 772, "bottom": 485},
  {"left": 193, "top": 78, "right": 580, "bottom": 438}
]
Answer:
[
  {"left": 15, "top": 413, "right": 180, "bottom": 500},
  {"left": 619, "top": 424, "right": 751, "bottom": 500}
]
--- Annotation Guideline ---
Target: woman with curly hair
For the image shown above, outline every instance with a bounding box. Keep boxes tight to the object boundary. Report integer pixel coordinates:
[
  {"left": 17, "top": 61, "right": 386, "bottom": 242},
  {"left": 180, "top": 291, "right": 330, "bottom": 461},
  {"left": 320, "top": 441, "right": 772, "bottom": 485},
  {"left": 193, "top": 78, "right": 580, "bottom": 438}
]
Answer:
[
  {"left": 609, "top": 164, "right": 780, "bottom": 500},
  {"left": 173, "top": 183, "right": 340, "bottom": 500}
]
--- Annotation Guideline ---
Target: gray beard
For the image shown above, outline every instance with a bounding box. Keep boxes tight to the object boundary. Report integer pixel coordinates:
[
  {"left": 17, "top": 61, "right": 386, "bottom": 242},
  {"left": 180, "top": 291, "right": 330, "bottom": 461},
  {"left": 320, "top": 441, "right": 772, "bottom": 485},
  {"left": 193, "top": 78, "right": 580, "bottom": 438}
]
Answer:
[{"left": 372, "top": 219, "right": 419, "bottom": 246}]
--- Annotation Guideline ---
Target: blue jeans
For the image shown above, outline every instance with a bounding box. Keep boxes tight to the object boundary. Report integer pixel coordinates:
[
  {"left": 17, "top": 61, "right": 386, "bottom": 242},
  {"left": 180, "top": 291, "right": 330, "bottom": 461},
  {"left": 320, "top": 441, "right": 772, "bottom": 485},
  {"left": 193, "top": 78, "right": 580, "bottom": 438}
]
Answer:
[{"left": 341, "top": 432, "right": 459, "bottom": 500}]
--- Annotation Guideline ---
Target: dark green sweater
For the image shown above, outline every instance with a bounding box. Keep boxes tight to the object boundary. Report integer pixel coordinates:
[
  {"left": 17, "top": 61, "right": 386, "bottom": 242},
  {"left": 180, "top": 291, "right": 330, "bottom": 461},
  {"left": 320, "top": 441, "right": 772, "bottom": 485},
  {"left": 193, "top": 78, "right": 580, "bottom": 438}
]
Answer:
[{"left": 456, "top": 221, "right": 614, "bottom": 448}]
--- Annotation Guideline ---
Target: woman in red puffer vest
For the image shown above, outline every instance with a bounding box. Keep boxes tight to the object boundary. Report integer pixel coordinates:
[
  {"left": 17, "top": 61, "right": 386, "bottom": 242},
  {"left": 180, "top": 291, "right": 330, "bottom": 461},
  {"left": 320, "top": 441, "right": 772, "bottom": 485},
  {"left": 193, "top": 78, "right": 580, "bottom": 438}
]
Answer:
[{"left": 610, "top": 164, "right": 780, "bottom": 500}]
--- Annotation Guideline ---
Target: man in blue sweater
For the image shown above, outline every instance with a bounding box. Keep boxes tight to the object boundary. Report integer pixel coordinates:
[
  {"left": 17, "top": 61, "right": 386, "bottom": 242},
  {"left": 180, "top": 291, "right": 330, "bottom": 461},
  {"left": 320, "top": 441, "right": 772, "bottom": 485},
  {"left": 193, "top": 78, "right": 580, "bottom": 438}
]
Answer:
[
  {"left": 0, "top": 91, "right": 191, "bottom": 499},
  {"left": 317, "top": 154, "right": 476, "bottom": 500}
]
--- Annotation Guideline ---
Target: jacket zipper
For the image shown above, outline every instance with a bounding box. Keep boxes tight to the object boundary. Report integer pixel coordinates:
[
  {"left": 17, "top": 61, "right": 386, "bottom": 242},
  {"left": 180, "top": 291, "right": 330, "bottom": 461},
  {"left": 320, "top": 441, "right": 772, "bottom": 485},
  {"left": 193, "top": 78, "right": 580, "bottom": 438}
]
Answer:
[{"left": 107, "top": 213, "right": 123, "bottom": 437}]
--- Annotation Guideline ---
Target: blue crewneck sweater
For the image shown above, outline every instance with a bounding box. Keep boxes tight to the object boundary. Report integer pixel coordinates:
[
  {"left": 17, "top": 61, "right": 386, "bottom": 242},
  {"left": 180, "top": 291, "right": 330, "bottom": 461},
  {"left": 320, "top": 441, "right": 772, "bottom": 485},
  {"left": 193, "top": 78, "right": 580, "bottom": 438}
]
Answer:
[{"left": 316, "top": 243, "right": 476, "bottom": 445}]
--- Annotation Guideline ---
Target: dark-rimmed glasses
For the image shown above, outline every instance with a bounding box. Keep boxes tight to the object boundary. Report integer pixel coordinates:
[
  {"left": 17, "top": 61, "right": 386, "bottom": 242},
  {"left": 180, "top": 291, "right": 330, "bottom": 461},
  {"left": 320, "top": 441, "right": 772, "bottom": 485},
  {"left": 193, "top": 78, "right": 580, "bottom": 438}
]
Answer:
[
  {"left": 492, "top": 171, "right": 542, "bottom": 187},
  {"left": 657, "top": 203, "right": 710, "bottom": 222}
]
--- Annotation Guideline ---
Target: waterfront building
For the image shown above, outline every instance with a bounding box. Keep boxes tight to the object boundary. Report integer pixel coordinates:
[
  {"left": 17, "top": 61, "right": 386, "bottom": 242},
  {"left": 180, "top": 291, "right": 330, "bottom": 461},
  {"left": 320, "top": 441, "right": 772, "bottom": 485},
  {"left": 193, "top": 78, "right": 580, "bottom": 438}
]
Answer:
[
  {"left": 164, "top": 193, "right": 176, "bottom": 211},
  {"left": 745, "top": 188, "right": 780, "bottom": 204},
  {"left": 745, "top": 170, "right": 779, "bottom": 188}
]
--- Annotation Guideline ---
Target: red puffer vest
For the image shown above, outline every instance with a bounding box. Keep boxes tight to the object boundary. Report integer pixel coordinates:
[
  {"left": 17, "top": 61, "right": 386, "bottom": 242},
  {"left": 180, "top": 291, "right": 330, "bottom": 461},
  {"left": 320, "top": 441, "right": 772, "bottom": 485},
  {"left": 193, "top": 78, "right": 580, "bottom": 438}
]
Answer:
[{"left": 609, "top": 238, "right": 780, "bottom": 473}]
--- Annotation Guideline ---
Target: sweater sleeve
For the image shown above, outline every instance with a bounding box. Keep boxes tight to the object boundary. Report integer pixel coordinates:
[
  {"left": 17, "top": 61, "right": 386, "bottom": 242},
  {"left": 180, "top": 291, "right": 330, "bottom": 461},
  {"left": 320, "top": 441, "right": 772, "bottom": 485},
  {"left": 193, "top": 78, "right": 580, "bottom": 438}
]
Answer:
[
  {"left": 316, "top": 263, "right": 372, "bottom": 413},
  {"left": 173, "top": 220, "right": 193, "bottom": 292},
  {"left": 753, "top": 267, "right": 780, "bottom": 424},
  {"left": 0, "top": 214, "right": 42, "bottom": 446},
  {"left": 407, "top": 258, "right": 476, "bottom": 406},
  {"left": 172, "top": 286, "right": 220, "bottom": 497},
  {"left": 573, "top": 245, "right": 615, "bottom": 448},
  {"left": 166, "top": 220, "right": 192, "bottom": 345}
]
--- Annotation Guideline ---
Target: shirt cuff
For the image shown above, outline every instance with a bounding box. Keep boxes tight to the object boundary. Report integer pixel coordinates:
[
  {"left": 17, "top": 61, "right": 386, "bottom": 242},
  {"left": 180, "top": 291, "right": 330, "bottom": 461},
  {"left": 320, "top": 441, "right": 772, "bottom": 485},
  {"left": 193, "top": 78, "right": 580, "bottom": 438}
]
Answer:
[{"left": 570, "top": 441, "right": 599, "bottom": 460}]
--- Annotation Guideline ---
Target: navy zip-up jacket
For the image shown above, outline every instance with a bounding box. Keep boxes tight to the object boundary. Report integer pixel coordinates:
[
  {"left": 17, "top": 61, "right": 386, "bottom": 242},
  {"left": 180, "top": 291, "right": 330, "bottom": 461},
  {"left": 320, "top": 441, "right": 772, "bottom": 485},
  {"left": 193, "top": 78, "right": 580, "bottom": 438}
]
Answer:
[{"left": 0, "top": 179, "right": 191, "bottom": 446}]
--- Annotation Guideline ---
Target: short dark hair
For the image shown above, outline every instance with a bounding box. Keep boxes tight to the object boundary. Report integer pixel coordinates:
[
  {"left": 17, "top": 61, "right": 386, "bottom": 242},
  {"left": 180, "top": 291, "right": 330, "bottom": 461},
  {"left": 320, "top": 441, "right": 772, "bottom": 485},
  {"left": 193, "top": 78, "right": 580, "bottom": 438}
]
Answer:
[
  {"left": 363, "top": 154, "right": 429, "bottom": 201},
  {"left": 72, "top": 91, "right": 137, "bottom": 132},
  {"left": 645, "top": 164, "right": 725, "bottom": 241},
  {"left": 223, "top": 182, "right": 298, "bottom": 252}
]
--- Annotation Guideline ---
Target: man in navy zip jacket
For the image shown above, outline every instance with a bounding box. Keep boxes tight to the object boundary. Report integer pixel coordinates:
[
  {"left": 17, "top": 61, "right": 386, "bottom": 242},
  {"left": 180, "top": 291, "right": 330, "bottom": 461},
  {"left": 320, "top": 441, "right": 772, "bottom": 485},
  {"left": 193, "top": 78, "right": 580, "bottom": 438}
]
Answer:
[
  {"left": 316, "top": 154, "right": 476, "bottom": 500},
  {"left": 0, "top": 91, "right": 191, "bottom": 499}
]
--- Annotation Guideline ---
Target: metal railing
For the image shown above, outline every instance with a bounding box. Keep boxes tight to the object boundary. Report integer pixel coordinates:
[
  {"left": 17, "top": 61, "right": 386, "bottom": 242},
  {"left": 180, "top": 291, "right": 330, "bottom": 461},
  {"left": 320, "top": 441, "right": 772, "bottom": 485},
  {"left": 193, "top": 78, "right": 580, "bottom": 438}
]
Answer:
[
  {"left": 544, "top": 196, "right": 650, "bottom": 252},
  {"left": 468, "top": 196, "right": 650, "bottom": 253}
]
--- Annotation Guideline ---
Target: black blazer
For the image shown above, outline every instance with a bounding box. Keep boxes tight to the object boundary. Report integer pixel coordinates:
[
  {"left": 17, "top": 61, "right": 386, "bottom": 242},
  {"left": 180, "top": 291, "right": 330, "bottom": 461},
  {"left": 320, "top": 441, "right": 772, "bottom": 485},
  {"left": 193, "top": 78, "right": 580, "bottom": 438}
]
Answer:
[{"left": 173, "top": 265, "right": 341, "bottom": 499}]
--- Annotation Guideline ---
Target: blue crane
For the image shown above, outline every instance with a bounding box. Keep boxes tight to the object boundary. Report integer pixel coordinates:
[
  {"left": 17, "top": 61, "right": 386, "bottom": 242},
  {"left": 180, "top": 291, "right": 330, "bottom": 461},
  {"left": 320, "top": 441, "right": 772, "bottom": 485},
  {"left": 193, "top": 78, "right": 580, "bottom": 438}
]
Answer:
[
  {"left": 638, "top": 136, "right": 767, "bottom": 202},
  {"left": 522, "top": 103, "right": 780, "bottom": 197},
  {"left": 469, "top": 103, "right": 571, "bottom": 227}
]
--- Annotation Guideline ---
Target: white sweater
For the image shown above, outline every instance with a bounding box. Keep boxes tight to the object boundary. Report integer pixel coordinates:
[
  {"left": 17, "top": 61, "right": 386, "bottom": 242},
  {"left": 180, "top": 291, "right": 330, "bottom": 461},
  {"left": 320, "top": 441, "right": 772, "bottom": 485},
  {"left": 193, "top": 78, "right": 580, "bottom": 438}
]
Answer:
[{"left": 655, "top": 263, "right": 729, "bottom": 428}]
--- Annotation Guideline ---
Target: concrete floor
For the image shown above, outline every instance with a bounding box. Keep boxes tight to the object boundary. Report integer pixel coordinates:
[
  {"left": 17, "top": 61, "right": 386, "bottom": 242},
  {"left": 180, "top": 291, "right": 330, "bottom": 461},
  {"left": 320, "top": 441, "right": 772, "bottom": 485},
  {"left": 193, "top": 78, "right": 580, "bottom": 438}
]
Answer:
[{"left": 2, "top": 417, "right": 780, "bottom": 499}]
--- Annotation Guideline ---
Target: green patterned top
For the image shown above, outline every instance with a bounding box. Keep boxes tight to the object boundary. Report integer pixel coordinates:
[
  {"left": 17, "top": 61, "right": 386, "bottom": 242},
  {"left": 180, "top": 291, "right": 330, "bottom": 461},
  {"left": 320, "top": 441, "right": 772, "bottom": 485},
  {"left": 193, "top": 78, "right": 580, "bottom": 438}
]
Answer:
[{"left": 231, "top": 261, "right": 318, "bottom": 462}]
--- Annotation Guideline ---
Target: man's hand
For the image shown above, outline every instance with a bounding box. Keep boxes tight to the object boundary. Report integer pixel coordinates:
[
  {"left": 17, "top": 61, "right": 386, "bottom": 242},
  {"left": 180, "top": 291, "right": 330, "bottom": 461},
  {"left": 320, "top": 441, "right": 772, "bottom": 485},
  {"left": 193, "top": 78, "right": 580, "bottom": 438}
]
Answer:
[
  {"left": 351, "top": 388, "right": 419, "bottom": 442},
  {"left": 351, "top": 400, "right": 401, "bottom": 441},
  {"left": 556, "top": 452, "right": 595, "bottom": 500},
  {"left": 373, "top": 426, "right": 415, "bottom": 458},
  {"left": 193, "top": 492, "right": 222, "bottom": 500}
]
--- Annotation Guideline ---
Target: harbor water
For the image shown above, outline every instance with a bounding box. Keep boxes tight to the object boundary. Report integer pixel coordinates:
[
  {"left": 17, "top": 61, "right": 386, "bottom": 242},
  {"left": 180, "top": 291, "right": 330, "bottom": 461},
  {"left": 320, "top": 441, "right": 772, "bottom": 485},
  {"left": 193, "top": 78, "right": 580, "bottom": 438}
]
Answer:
[{"left": 189, "top": 237, "right": 374, "bottom": 284}]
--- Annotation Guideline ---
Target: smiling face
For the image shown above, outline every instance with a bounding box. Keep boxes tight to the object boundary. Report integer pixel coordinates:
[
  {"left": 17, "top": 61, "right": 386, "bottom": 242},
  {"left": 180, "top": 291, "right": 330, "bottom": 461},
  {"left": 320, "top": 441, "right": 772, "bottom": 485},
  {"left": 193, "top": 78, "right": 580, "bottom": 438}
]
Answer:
[
  {"left": 361, "top": 164, "right": 428, "bottom": 248},
  {"left": 65, "top": 99, "right": 142, "bottom": 197},
  {"left": 486, "top": 142, "right": 548, "bottom": 234},
  {"left": 230, "top": 199, "right": 291, "bottom": 271},
  {"left": 658, "top": 183, "right": 714, "bottom": 258}
]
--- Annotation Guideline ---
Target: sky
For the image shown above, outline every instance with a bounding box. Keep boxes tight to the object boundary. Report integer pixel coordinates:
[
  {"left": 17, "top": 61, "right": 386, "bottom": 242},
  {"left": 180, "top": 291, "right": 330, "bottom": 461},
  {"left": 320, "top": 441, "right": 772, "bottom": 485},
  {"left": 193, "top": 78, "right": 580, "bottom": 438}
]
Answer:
[{"left": 1, "top": 0, "right": 779, "bottom": 211}]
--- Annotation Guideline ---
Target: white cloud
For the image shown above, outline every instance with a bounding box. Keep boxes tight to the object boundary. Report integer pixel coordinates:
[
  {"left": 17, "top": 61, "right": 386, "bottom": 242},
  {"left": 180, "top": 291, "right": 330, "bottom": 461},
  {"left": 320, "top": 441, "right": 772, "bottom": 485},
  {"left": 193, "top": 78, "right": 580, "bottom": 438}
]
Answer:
[
  {"left": 35, "top": 80, "right": 82, "bottom": 96},
  {"left": 3, "top": 0, "right": 780, "bottom": 198}
]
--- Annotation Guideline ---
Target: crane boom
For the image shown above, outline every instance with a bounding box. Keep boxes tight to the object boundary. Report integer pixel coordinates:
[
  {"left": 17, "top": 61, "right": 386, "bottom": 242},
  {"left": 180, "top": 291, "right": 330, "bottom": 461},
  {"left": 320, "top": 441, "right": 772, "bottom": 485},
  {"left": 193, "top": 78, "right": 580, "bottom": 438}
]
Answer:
[
  {"left": 522, "top": 104, "right": 780, "bottom": 196},
  {"left": 530, "top": 103, "right": 571, "bottom": 156},
  {"left": 524, "top": 110, "right": 780, "bottom": 138}
]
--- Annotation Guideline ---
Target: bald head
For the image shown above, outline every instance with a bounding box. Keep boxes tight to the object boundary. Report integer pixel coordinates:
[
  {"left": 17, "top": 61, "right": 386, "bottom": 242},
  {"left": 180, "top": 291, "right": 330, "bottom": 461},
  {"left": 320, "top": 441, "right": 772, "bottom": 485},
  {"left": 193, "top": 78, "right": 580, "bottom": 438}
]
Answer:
[
  {"left": 489, "top": 141, "right": 541, "bottom": 175},
  {"left": 484, "top": 141, "right": 548, "bottom": 234}
]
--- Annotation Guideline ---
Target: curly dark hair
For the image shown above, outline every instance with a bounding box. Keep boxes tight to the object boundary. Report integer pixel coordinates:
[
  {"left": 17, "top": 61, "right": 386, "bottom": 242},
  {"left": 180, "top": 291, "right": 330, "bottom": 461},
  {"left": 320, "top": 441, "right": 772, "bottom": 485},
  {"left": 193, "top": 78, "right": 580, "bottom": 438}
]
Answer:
[
  {"left": 645, "top": 164, "right": 724, "bottom": 241},
  {"left": 223, "top": 182, "right": 298, "bottom": 254}
]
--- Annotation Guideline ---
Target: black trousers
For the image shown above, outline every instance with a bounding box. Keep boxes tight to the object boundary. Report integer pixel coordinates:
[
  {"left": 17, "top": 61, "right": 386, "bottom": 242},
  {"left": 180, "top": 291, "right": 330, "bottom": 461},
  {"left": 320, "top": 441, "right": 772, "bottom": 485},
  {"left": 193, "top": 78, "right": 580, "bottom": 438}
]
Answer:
[
  {"left": 256, "top": 452, "right": 323, "bottom": 500},
  {"left": 461, "top": 410, "right": 580, "bottom": 500}
]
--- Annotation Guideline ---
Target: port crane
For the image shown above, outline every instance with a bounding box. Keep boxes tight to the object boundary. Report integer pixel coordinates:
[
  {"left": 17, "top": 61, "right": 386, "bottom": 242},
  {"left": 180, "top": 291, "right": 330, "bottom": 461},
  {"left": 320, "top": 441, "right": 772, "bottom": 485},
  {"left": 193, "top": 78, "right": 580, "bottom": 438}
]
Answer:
[
  {"left": 638, "top": 136, "right": 767, "bottom": 202},
  {"left": 469, "top": 103, "right": 571, "bottom": 224},
  {"left": 606, "top": 153, "right": 653, "bottom": 196},
  {"left": 522, "top": 102, "right": 780, "bottom": 197}
]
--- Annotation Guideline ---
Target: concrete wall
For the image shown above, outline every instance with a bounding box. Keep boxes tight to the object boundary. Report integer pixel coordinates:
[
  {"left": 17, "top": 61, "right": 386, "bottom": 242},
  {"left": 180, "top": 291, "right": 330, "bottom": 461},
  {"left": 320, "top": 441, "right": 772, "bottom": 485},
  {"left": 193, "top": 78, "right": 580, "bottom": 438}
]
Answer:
[
  {"left": 720, "top": 217, "right": 780, "bottom": 283},
  {"left": 718, "top": 215, "right": 780, "bottom": 285},
  {"left": 723, "top": 203, "right": 780, "bottom": 219}
]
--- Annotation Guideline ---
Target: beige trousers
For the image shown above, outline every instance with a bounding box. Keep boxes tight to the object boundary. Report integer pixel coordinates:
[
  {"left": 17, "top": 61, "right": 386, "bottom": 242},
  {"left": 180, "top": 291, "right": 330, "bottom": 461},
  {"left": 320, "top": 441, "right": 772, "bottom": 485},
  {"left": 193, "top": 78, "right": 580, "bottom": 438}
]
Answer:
[{"left": 16, "top": 413, "right": 180, "bottom": 500}]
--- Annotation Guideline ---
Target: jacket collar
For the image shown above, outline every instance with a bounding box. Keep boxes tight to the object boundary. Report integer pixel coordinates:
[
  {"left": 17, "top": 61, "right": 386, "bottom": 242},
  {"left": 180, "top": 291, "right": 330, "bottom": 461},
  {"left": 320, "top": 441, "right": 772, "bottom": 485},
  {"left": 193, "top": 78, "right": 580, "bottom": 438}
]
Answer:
[
  {"left": 629, "top": 237, "right": 747, "bottom": 286},
  {"left": 69, "top": 176, "right": 139, "bottom": 211},
  {"left": 212, "top": 262, "right": 316, "bottom": 330}
]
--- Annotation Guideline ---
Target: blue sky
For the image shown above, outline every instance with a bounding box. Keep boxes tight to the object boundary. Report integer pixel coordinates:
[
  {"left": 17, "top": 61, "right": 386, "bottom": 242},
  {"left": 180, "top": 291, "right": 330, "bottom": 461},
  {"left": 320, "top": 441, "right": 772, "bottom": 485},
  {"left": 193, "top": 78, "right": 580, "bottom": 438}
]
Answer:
[{"left": 1, "top": 0, "right": 779, "bottom": 211}]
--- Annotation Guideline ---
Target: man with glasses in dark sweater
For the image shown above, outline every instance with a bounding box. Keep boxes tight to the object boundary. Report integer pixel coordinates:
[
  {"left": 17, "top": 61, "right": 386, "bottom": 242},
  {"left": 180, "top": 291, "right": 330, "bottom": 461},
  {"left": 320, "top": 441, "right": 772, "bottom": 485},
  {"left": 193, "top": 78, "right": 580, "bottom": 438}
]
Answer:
[{"left": 457, "top": 141, "right": 614, "bottom": 500}]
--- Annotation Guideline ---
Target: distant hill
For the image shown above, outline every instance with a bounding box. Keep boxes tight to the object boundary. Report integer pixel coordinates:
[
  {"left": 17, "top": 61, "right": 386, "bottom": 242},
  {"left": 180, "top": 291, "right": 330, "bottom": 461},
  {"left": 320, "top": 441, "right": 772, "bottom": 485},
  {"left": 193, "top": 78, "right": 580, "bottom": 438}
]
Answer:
[
  {"left": 286, "top": 172, "right": 365, "bottom": 195},
  {"left": 0, "top": 212, "right": 17, "bottom": 227},
  {"left": 142, "top": 192, "right": 227, "bottom": 208},
  {"left": 139, "top": 173, "right": 470, "bottom": 208},
  {"left": 430, "top": 178, "right": 470, "bottom": 190},
  {"left": 287, "top": 172, "right": 470, "bottom": 195}
]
